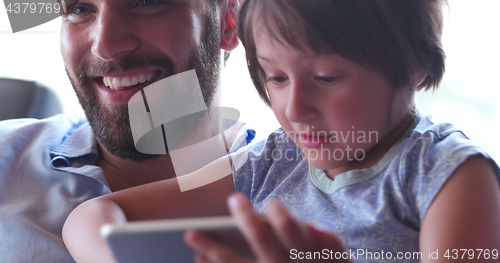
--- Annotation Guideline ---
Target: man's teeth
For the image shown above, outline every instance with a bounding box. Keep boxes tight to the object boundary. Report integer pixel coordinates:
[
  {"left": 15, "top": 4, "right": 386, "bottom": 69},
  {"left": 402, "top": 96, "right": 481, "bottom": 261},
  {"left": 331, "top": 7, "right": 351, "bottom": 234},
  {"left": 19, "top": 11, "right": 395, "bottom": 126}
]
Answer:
[{"left": 103, "top": 73, "right": 154, "bottom": 89}]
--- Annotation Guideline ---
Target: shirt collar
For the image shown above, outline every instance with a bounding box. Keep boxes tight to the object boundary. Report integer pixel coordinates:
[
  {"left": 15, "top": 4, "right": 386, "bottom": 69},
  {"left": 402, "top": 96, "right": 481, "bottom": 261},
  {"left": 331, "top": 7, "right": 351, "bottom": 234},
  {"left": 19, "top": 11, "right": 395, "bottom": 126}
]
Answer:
[{"left": 50, "top": 121, "right": 98, "bottom": 162}]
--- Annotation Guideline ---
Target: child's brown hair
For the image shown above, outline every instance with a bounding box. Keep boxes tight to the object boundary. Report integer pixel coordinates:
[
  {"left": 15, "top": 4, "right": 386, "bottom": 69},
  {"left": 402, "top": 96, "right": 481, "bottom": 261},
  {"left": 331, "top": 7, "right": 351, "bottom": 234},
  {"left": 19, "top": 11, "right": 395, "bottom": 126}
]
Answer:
[{"left": 237, "top": 0, "right": 446, "bottom": 106}]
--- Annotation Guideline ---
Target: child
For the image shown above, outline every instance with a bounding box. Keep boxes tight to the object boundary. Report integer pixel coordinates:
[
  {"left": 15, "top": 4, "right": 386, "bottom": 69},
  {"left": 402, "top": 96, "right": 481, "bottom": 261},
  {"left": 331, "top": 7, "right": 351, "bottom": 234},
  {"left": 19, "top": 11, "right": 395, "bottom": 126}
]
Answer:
[
  {"left": 63, "top": 0, "right": 500, "bottom": 262},
  {"left": 184, "top": 0, "right": 500, "bottom": 262}
]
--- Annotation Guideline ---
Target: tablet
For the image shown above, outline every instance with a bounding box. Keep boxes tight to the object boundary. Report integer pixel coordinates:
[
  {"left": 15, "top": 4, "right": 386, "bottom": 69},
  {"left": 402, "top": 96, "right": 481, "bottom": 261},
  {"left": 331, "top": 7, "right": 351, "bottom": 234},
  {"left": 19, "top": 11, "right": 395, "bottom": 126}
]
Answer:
[{"left": 100, "top": 216, "right": 255, "bottom": 263}]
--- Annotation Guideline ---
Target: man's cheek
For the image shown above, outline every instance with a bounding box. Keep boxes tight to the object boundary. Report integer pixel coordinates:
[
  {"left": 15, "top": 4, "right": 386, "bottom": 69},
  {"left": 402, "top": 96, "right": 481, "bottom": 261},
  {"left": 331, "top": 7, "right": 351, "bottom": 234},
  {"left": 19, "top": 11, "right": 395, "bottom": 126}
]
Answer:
[{"left": 61, "top": 28, "right": 89, "bottom": 70}]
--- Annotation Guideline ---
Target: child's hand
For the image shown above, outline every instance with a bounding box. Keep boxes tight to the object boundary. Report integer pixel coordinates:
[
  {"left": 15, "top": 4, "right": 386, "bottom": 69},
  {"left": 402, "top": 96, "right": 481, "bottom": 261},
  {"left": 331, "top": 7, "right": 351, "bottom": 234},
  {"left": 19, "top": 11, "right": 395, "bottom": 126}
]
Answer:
[{"left": 185, "top": 193, "right": 351, "bottom": 263}]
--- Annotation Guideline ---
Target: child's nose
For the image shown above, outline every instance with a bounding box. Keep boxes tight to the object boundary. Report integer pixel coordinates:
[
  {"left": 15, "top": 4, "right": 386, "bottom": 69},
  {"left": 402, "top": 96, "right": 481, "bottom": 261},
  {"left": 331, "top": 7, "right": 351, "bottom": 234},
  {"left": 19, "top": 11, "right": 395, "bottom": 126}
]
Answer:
[{"left": 285, "top": 80, "right": 317, "bottom": 123}]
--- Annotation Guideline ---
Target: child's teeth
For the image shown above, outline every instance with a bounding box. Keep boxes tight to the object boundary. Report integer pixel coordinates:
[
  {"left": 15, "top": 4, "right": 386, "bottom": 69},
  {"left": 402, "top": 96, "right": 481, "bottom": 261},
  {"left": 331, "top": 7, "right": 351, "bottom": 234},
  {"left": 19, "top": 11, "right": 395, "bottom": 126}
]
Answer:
[{"left": 146, "top": 73, "right": 153, "bottom": 82}]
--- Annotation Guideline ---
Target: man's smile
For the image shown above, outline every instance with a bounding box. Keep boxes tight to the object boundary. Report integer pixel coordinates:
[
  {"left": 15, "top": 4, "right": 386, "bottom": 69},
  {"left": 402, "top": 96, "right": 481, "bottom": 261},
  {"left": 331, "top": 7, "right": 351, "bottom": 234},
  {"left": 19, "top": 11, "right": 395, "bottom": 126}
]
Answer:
[{"left": 94, "top": 69, "right": 163, "bottom": 104}]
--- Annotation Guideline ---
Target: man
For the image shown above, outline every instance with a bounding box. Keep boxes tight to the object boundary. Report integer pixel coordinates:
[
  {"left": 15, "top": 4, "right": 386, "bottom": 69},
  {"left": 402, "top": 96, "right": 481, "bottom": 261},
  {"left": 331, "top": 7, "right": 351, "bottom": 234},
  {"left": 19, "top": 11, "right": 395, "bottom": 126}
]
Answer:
[{"left": 0, "top": 0, "right": 248, "bottom": 262}]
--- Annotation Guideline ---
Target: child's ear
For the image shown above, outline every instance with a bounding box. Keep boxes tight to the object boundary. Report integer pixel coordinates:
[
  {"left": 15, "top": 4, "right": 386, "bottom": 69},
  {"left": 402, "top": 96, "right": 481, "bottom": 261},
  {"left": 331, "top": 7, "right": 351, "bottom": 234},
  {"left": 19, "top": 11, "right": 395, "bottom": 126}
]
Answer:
[{"left": 220, "top": 0, "right": 239, "bottom": 52}]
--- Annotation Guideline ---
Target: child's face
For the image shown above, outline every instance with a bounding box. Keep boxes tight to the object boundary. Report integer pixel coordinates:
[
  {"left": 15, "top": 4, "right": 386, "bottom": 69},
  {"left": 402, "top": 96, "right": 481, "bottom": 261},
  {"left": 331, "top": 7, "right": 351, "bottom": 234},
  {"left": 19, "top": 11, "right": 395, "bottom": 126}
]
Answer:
[{"left": 255, "top": 30, "right": 412, "bottom": 175}]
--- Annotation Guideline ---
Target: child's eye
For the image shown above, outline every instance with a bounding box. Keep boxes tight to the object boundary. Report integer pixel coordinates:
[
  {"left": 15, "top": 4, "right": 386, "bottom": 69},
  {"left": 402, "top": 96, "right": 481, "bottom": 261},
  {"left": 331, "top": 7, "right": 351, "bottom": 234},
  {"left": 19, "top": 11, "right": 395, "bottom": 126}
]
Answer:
[
  {"left": 314, "top": 76, "right": 339, "bottom": 85},
  {"left": 266, "top": 76, "right": 289, "bottom": 85}
]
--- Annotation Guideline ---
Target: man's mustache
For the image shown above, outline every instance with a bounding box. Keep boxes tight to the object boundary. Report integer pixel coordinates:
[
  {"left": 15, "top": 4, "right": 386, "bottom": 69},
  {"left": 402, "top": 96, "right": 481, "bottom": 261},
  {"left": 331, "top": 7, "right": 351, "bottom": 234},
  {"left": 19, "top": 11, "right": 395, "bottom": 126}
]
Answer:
[{"left": 74, "top": 53, "right": 176, "bottom": 87}]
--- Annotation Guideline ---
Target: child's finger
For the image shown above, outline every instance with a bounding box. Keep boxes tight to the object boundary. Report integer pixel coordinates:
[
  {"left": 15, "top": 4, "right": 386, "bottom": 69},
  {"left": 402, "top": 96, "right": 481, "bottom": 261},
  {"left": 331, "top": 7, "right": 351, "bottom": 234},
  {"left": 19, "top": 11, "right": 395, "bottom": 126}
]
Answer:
[
  {"left": 306, "top": 224, "right": 351, "bottom": 262},
  {"left": 185, "top": 230, "right": 254, "bottom": 263},
  {"left": 227, "top": 193, "right": 288, "bottom": 262},
  {"left": 194, "top": 254, "right": 211, "bottom": 263},
  {"left": 266, "top": 200, "right": 314, "bottom": 252}
]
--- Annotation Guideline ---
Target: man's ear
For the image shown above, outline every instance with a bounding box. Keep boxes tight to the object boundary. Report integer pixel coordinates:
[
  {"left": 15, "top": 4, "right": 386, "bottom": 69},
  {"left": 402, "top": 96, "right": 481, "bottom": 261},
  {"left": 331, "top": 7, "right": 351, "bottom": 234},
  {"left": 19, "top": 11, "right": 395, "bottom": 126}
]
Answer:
[{"left": 220, "top": 0, "right": 239, "bottom": 52}]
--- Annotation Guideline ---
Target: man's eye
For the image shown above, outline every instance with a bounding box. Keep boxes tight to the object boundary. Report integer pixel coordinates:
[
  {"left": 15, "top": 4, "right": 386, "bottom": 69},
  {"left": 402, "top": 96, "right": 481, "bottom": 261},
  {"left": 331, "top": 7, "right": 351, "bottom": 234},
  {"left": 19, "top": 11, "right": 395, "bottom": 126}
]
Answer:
[
  {"left": 63, "top": 4, "right": 95, "bottom": 22},
  {"left": 134, "top": 0, "right": 174, "bottom": 15},
  {"left": 67, "top": 5, "right": 88, "bottom": 14},
  {"left": 139, "top": 0, "right": 159, "bottom": 6},
  {"left": 73, "top": 6, "right": 88, "bottom": 14}
]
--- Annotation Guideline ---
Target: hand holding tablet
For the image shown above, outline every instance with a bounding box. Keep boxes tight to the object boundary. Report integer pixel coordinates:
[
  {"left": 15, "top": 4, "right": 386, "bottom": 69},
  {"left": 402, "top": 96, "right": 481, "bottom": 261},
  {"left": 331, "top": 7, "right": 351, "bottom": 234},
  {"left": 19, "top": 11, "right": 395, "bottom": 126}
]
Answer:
[{"left": 101, "top": 216, "right": 254, "bottom": 263}]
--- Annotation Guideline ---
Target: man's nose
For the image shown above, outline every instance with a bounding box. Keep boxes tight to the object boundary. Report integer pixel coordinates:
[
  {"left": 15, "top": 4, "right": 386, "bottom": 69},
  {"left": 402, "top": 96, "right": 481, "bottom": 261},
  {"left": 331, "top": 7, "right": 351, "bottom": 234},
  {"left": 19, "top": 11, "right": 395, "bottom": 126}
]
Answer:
[
  {"left": 285, "top": 79, "right": 317, "bottom": 123},
  {"left": 91, "top": 8, "right": 139, "bottom": 60}
]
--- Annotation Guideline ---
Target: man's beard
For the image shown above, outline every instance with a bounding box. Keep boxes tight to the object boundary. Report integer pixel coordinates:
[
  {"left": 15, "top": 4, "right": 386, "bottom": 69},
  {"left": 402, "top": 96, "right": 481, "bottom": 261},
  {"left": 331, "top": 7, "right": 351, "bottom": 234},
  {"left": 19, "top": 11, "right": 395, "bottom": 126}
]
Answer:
[{"left": 66, "top": 13, "right": 221, "bottom": 162}]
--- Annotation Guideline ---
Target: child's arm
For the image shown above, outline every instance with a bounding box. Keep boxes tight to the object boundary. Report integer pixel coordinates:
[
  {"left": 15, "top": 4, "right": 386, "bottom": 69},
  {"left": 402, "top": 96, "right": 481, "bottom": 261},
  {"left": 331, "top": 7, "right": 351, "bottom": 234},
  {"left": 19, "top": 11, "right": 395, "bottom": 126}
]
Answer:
[
  {"left": 62, "top": 157, "right": 235, "bottom": 263},
  {"left": 420, "top": 155, "right": 500, "bottom": 262}
]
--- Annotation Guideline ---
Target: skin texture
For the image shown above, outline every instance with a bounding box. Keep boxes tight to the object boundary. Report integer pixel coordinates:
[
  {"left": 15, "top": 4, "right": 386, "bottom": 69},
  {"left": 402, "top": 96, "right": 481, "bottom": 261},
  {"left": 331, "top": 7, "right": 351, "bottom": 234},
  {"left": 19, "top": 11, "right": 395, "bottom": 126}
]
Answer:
[
  {"left": 420, "top": 155, "right": 500, "bottom": 262},
  {"left": 183, "top": 21, "right": 500, "bottom": 263}
]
